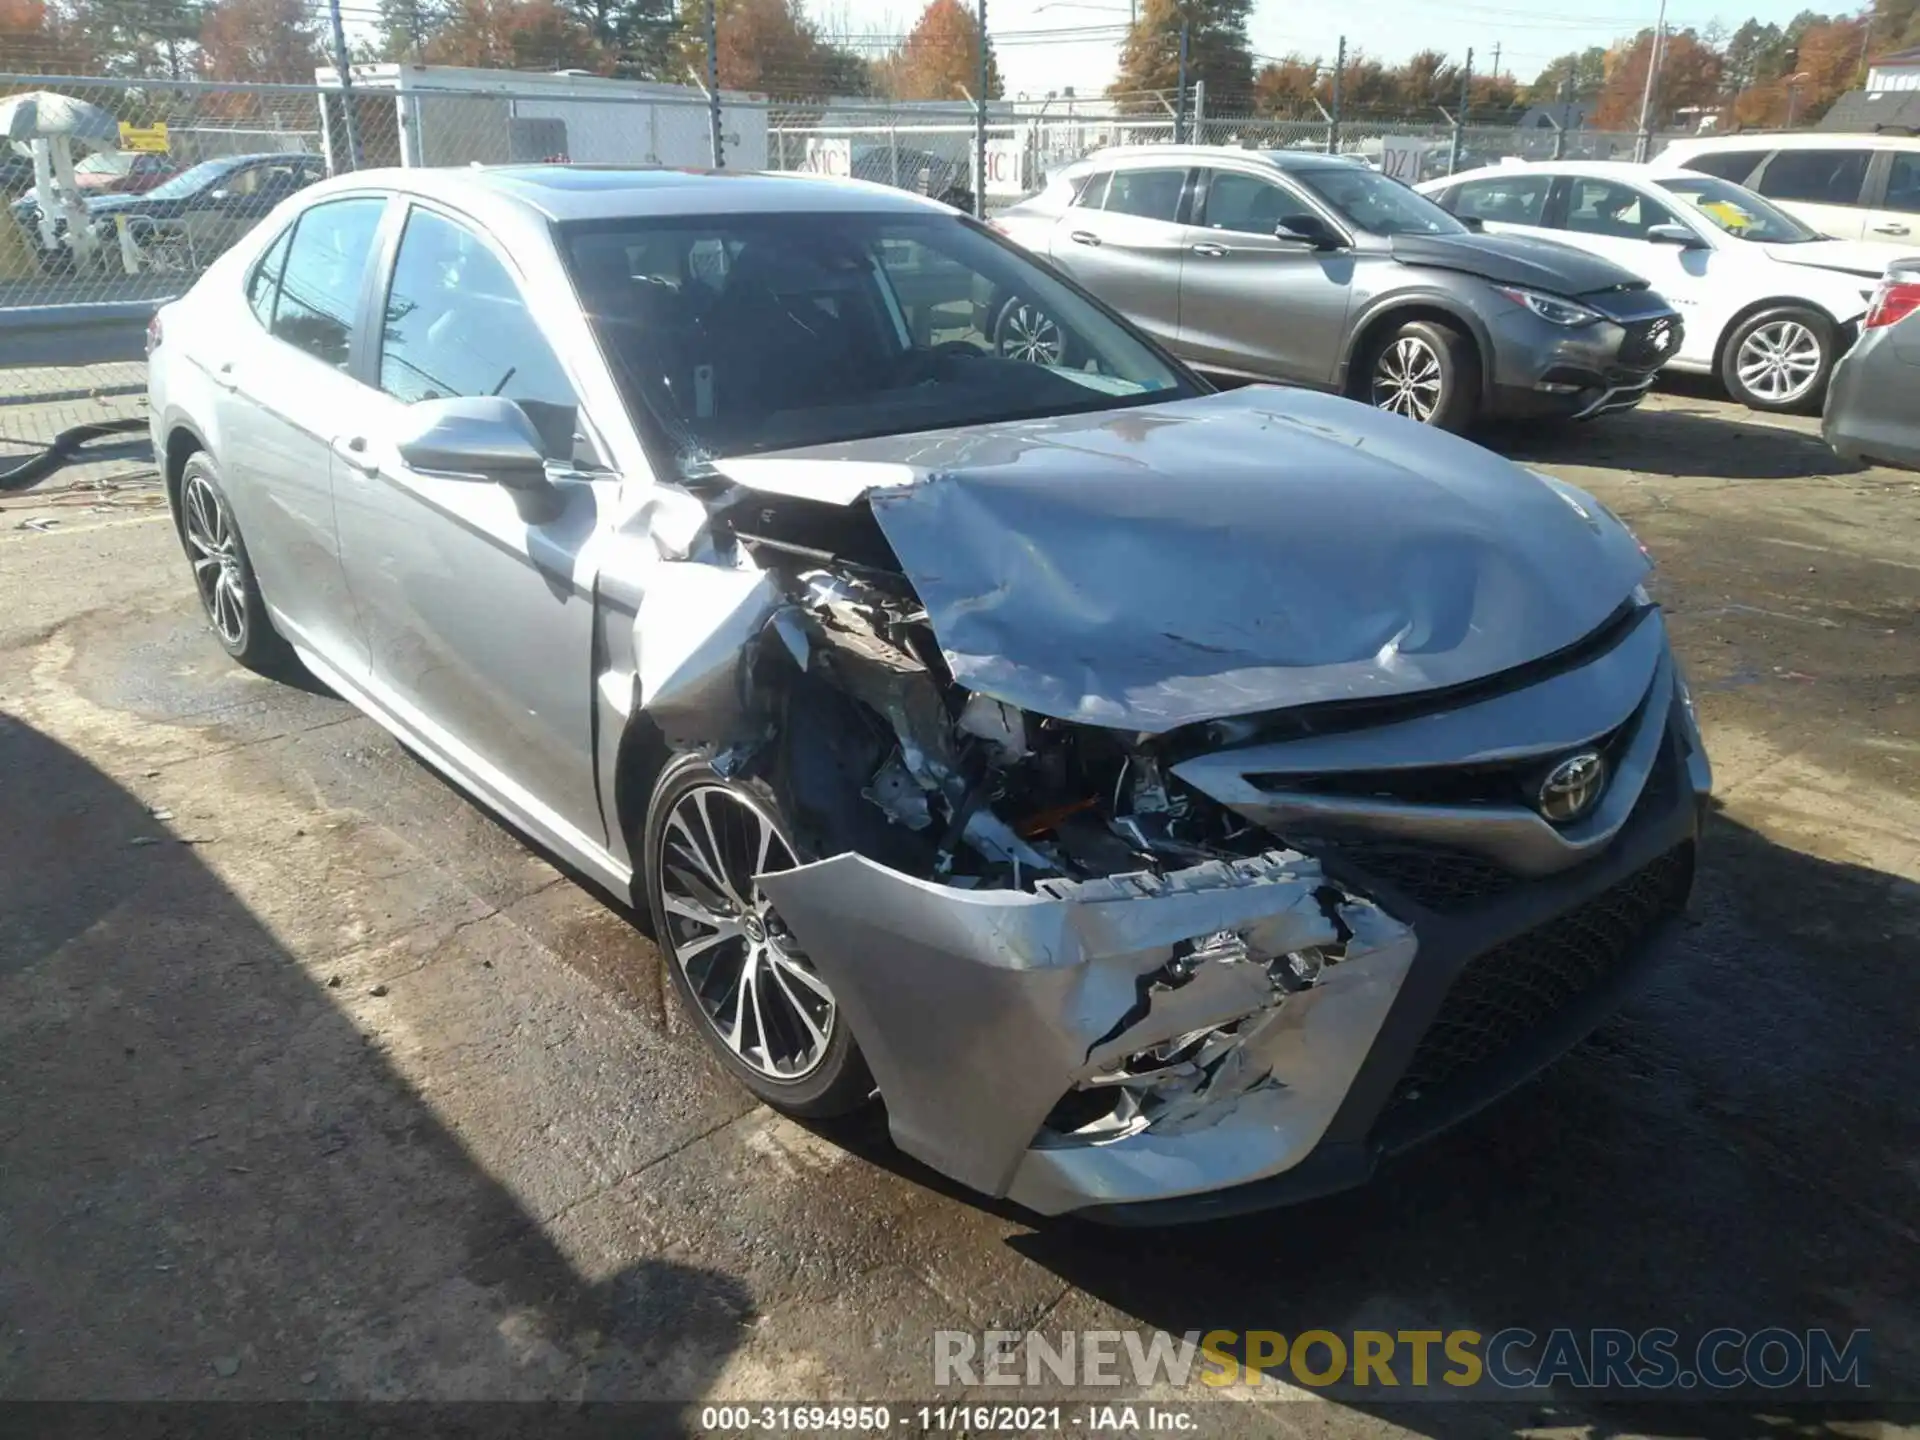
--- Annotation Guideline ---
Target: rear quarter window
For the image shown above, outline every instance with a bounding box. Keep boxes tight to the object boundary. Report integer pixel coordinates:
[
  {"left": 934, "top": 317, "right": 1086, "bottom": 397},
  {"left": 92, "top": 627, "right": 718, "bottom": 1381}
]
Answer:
[{"left": 1681, "top": 150, "right": 1767, "bottom": 185}]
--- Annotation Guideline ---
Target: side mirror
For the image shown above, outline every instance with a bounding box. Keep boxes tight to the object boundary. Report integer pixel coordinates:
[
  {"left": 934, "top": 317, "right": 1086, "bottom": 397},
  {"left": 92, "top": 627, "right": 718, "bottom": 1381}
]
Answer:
[
  {"left": 208, "top": 188, "right": 232, "bottom": 204},
  {"left": 1647, "top": 222, "right": 1706, "bottom": 249},
  {"left": 1458, "top": 214, "right": 1486, "bottom": 232},
  {"left": 396, "top": 395, "right": 551, "bottom": 493},
  {"left": 1275, "top": 213, "right": 1343, "bottom": 251}
]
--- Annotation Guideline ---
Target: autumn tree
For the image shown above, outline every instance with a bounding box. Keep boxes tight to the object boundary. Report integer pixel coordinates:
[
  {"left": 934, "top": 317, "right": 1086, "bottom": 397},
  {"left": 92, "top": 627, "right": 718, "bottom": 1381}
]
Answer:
[
  {"left": 1528, "top": 46, "right": 1607, "bottom": 106},
  {"left": 377, "top": 0, "right": 456, "bottom": 61},
  {"left": 424, "top": 0, "right": 603, "bottom": 71},
  {"left": 1875, "top": 0, "right": 1920, "bottom": 48},
  {"left": 878, "top": 0, "right": 999, "bottom": 102},
  {"left": 59, "top": 0, "right": 202, "bottom": 76},
  {"left": 1732, "top": 14, "right": 1869, "bottom": 126},
  {"left": 0, "top": 0, "right": 85, "bottom": 72},
  {"left": 672, "top": 0, "right": 871, "bottom": 97},
  {"left": 198, "top": 0, "right": 322, "bottom": 83},
  {"left": 565, "top": 0, "right": 676, "bottom": 76},
  {"left": 1591, "top": 27, "right": 1723, "bottom": 129},
  {"left": 1251, "top": 53, "right": 1319, "bottom": 117},
  {"left": 1109, "top": 0, "right": 1251, "bottom": 111}
]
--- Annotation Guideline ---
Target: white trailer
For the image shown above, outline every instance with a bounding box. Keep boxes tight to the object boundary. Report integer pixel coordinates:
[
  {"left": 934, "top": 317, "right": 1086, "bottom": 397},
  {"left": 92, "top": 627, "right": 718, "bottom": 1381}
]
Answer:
[{"left": 315, "top": 65, "right": 769, "bottom": 174}]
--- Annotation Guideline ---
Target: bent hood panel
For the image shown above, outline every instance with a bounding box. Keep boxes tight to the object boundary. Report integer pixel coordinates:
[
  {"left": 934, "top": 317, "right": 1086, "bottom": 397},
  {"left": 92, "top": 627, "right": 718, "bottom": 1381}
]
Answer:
[
  {"left": 724, "top": 387, "right": 1650, "bottom": 732},
  {"left": 1390, "top": 230, "right": 1648, "bottom": 296}
]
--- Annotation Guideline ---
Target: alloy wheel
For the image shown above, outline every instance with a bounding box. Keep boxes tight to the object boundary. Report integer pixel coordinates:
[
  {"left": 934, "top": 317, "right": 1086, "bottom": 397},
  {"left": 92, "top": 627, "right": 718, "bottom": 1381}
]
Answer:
[
  {"left": 1372, "top": 335, "right": 1445, "bottom": 421},
  {"left": 1735, "top": 320, "right": 1822, "bottom": 404},
  {"left": 182, "top": 472, "right": 246, "bottom": 647},
  {"left": 998, "top": 302, "right": 1066, "bottom": 366},
  {"left": 658, "top": 784, "right": 835, "bottom": 1081}
]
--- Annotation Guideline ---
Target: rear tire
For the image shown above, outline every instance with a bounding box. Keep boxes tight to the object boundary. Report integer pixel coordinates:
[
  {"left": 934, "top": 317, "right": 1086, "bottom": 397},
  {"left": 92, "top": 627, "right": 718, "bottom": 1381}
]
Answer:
[
  {"left": 1362, "top": 318, "right": 1480, "bottom": 431},
  {"left": 175, "top": 452, "right": 296, "bottom": 677},
  {"left": 643, "top": 753, "right": 874, "bottom": 1119},
  {"left": 992, "top": 295, "right": 1084, "bottom": 369},
  {"left": 1720, "top": 304, "right": 1836, "bottom": 414}
]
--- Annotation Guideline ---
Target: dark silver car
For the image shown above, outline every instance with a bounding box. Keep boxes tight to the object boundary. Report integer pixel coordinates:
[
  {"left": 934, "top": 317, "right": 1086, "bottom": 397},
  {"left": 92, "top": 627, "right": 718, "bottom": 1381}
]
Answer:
[
  {"left": 148, "top": 165, "right": 1710, "bottom": 1220},
  {"left": 1824, "top": 261, "right": 1920, "bottom": 470},
  {"left": 990, "top": 147, "right": 1684, "bottom": 431}
]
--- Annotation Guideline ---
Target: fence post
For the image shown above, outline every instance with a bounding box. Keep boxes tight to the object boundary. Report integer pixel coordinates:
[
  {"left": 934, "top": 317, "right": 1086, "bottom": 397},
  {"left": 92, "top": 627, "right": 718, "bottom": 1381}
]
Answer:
[
  {"left": 975, "top": 0, "right": 988, "bottom": 217},
  {"left": 1174, "top": 21, "right": 1190, "bottom": 143},
  {"left": 326, "top": 0, "right": 361, "bottom": 170},
  {"left": 706, "top": 0, "right": 724, "bottom": 168},
  {"left": 1447, "top": 47, "right": 1471, "bottom": 175},
  {"left": 1327, "top": 34, "right": 1345, "bottom": 154},
  {"left": 1192, "top": 78, "right": 1204, "bottom": 143},
  {"left": 1548, "top": 113, "right": 1566, "bottom": 160}
]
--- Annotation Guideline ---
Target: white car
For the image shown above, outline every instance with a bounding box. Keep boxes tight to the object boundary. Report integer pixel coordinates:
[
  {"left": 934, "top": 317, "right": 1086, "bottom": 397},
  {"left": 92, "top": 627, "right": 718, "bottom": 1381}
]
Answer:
[
  {"left": 1420, "top": 160, "right": 1910, "bottom": 412},
  {"left": 1657, "top": 132, "right": 1920, "bottom": 248}
]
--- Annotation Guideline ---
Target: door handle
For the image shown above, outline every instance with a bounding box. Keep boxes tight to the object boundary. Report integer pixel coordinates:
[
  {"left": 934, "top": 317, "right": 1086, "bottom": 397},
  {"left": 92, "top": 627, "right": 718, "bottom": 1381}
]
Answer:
[
  {"left": 1068, "top": 229, "right": 1102, "bottom": 247},
  {"left": 332, "top": 435, "right": 378, "bottom": 475},
  {"left": 1873, "top": 223, "right": 1911, "bottom": 235},
  {"left": 1191, "top": 242, "right": 1230, "bottom": 257}
]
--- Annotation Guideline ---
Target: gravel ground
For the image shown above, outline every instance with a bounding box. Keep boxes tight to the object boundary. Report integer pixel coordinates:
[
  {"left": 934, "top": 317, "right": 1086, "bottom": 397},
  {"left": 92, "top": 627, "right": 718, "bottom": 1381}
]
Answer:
[{"left": 1, "top": 381, "right": 1916, "bottom": 1436}]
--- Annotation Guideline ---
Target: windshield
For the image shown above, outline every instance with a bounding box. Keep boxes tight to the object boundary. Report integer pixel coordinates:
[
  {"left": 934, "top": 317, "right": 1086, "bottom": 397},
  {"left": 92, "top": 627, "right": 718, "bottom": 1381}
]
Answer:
[
  {"left": 1653, "top": 175, "right": 1820, "bottom": 243},
  {"left": 140, "top": 158, "right": 239, "bottom": 202},
  {"left": 1291, "top": 165, "right": 1466, "bottom": 236},
  {"left": 564, "top": 212, "right": 1197, "bottom": 469}
]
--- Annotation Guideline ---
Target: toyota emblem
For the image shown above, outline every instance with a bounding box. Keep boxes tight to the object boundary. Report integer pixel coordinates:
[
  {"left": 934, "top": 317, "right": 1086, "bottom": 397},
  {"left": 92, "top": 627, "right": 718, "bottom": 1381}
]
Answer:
[{"left": 1537, "top": 750, "right": 1608, "bottom": 824}]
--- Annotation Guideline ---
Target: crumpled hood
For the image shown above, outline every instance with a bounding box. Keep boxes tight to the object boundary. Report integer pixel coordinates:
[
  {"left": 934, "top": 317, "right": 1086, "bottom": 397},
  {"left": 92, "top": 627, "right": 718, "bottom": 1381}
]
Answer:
[
  {"left": 1761, "top": 237, "right": 1920, "bottom": 279},
  {"left": 716, "top": 387, "right": 1650, "bottom": 733},
  {"left": 1390, "top": 230, "right": 1651, "bottom": 298}
]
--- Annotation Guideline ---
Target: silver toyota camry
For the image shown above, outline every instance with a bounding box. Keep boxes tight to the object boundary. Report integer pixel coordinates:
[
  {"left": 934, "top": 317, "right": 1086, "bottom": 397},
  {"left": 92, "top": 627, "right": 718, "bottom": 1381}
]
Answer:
[{"left": 148, "top": 166, "right": 1712, "bottom": 1222}]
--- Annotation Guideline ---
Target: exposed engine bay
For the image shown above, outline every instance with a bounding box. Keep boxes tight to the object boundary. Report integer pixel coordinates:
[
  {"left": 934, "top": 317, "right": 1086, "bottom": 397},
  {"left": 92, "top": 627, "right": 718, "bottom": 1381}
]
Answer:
[{"left": 712, "top": 486, "right": 1278, "bottom": 895}]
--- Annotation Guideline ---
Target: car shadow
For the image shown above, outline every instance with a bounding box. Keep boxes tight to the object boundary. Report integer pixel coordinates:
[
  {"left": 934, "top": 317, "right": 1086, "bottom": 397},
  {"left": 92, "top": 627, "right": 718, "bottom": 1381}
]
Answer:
[
  {"left": 0, "top": 711, "right": 748, "bottom": 1419},
  {"left": 1491, "top": 390, "right": 1865, "bottom": 483},
  {"left": 815, "top": 801, "right": 1918, "bottom": 1425}
]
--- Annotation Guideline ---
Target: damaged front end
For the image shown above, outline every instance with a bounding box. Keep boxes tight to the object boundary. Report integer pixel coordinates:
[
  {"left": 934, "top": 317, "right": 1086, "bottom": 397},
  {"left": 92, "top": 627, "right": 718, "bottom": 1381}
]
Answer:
[{"left": 628, "top": 476, "right": 1420, "bottom": 1213}]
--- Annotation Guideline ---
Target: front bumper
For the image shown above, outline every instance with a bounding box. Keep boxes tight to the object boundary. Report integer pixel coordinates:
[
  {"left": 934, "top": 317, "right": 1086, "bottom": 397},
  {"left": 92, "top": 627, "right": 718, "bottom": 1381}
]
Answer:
[
  {"left": 760, "top": 615, "right": 1712, "bottom": 1220},
  {"left": 1483, "top": 304, "right": 1682, "bottom": 422}
]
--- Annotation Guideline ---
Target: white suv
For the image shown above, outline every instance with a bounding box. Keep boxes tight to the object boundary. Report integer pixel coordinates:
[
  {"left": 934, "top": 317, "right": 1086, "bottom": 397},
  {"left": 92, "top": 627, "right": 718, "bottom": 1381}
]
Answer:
[{"left": 1658, "top": 133, "right": 1920, "bottom": 247}]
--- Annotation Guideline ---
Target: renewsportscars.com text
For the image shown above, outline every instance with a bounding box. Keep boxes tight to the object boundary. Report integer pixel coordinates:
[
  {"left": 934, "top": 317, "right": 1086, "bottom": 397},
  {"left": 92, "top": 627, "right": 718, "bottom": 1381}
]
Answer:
[{"left": 933, "top": 1327, "right": 1870, "bottom": 1395}]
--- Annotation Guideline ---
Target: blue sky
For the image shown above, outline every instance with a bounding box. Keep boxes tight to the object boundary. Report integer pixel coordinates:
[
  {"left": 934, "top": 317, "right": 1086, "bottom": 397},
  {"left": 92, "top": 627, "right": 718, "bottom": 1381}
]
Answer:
[{"left": 909, "top": 0, "right": 1838, "bottom": 100}]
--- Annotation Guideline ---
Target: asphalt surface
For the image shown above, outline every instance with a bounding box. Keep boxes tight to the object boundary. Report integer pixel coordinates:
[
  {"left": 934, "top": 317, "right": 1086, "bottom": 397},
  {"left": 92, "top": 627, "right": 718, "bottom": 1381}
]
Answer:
[{"left": 2, "top": 380, "right": 1917, "bottom": 1435}]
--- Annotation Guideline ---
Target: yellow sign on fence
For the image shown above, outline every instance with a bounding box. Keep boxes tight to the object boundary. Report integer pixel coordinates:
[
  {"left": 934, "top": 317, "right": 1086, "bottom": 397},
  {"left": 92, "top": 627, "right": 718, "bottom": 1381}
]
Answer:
[{"left": 118, "top": 122, "right": 169, "bottom": 153}]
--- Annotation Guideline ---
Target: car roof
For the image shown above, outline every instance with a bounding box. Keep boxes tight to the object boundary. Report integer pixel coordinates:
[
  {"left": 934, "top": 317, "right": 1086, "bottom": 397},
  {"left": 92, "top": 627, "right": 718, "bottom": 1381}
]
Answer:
[
  {"left": 296, "top": 164, "right": 954, "bottom": 227},
  {"left": 1080, "top": 144, "right": 1360, "bottom": 173},
  {"left": 1429, "top": 160, "right": 1665, "bottom": 185},
  {"left": 1661, "top": 131, "right": 1920, "bottom": 153}
]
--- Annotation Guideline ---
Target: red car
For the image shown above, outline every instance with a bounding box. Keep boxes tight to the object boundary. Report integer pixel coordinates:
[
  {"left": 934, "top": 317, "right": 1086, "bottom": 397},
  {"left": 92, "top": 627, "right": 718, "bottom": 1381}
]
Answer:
[{"left": 73, "top": 150, "right": 180, "bottom": 195}]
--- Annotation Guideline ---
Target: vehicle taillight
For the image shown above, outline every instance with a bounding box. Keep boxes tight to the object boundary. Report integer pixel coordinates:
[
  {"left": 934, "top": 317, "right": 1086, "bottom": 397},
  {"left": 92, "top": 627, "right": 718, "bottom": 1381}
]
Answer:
[
  {"left": 1863, "top": 273, "right": 1920, "bottom": 330},
  {"left": 145, "top": 311, "right": 162, "bottom": 355}
]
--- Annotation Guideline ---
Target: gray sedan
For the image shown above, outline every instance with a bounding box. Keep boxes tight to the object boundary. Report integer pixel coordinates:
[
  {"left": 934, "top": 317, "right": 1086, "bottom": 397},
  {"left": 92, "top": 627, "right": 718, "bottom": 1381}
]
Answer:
[
  {"left": 989, "top": 147, "right": 1683, "bottom": 431},
  {"left": 1824, "top": 261, "right": 1920, "bottom": 470},
  {"left": 147, "top": 165, "right": 1709, "bottom": 1219}
]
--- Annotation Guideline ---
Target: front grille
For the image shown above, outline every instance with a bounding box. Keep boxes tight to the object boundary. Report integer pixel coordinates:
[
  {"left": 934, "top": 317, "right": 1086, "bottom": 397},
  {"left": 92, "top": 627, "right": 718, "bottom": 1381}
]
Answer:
[
  {"left": 1389, "top": 842, "right": 1695, "bottom": 1106},
  {"left": 1325, "top": 841, "right": 1519, "bottom": 912},
  {"left": 1618, "top": 315, "right": 1682, "bottom": 369}
]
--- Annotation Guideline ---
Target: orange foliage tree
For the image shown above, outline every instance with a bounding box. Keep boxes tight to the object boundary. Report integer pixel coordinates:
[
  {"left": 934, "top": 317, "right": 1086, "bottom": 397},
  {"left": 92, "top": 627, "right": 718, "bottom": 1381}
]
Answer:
[
  {"left": 878, "top": 0, "right": 999, "bottom": 102},
  {"left": 424, "top": 0, "right": 604, "bottom": 70},
  {"left": 1591, "top": 28, "right": 1723, "bottom": 129}
]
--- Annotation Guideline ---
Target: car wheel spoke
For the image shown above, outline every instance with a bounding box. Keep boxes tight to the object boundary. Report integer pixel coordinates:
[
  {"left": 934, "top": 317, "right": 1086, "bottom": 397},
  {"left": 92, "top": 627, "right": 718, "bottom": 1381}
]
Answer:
[{"left": 659, "top": 783, "right": 833, "bottom": 1081}]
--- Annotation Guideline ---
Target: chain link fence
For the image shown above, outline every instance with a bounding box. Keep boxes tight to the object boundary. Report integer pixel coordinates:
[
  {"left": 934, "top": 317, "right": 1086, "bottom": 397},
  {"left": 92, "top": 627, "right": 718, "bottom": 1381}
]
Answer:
[{"left": 0, "top": 67, "right": 1740, "bottom": 324}]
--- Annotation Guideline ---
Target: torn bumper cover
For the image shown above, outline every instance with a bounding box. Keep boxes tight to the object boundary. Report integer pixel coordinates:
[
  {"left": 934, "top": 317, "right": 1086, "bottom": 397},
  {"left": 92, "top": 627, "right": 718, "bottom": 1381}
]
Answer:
[{"left": 757, "top": 849, "right": 1419, "bottom": 1215}]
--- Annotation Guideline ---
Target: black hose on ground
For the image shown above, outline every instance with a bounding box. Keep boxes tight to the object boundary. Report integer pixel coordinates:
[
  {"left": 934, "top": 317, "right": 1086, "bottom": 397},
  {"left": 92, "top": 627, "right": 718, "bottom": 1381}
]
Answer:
[{"left": 0, "top": 418, "right": 151, "bottom": 492}]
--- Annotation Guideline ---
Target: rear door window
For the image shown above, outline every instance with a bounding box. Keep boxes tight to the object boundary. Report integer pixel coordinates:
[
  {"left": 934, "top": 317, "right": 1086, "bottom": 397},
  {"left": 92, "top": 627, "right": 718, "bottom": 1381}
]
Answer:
[
  {"left": 1885, "top": 152, "right": 1920, "bottom": 215},
  {"left": 1756, "top": 149, "right": 1871, "bottom": 206},
  {"left": 1680, "top": 150, "right": 1767, "bottom": 185},
  {"left": 1102, "top": 168, "right": 1187, "bottom": 222},
  {"left": 267, "top": 196, "right": 385, "bottom": 370}
]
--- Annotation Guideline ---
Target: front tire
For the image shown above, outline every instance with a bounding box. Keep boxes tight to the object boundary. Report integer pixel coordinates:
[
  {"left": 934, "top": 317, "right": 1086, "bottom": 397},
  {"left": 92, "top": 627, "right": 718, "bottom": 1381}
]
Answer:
[
  {"left": 992, "top": 295, "right": 1080, "bottom": 369},
  {"left": 1720, "top": 305, "right": 1836, "bottom": 413},
  {"left": 176, "top": 452, "right": 294, "bottom": 675},
  {"left": 1363, "top": 318, "right": 1480, "bottom": 431},
  {"left": 643, "top": 754, "right": 873, "bottom": 1118}
]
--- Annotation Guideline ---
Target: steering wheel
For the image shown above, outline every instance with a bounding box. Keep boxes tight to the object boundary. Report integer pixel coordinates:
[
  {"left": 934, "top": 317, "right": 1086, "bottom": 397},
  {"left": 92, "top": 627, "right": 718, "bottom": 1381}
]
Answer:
[{"left": 893, "top": 339, "right": 990, "bottom": 387}]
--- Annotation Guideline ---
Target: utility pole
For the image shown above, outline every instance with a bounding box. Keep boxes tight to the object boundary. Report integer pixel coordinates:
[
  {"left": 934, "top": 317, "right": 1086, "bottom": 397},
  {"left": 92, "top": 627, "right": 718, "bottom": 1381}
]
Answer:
[
  {"left": 1326, "top": 33, "right": 1345, "bottom": 155},
  {"left": 327, "top": 0, "right": 362, "bottom": 171},
  {"left": 1555, "top": 65, "right": 1573, "bottom": 158},
  {"left": 975, "top": 0, "right": 988, "bottom": 218},
  {"left": 1634, "top": 0, "right": 1667, "bottom": 163},
  {"left": 1491, "top": 42, "right": 1500, "bottom": 82},
  {"left": 706, "top": 0, "right": 724, "bottom": 167}
]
